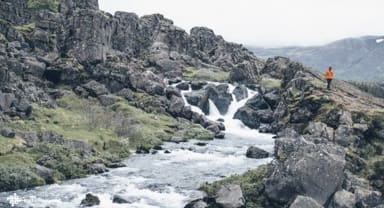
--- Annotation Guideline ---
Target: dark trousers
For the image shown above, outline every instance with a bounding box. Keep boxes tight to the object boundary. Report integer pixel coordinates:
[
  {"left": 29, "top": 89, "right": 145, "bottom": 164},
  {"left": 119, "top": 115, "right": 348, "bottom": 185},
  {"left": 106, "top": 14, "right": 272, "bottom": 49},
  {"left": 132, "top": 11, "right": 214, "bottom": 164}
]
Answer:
[{"left": 326, "top": 79, "right": 332, "bottom": 89}]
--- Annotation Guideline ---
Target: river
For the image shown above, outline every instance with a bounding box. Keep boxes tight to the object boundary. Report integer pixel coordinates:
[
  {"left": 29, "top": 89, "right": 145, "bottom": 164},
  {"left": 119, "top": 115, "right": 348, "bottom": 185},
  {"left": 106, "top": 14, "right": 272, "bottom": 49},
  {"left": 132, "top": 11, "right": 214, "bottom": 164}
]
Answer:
[{"left": 0, "top": 83, "right": 274, "bottom": 208}]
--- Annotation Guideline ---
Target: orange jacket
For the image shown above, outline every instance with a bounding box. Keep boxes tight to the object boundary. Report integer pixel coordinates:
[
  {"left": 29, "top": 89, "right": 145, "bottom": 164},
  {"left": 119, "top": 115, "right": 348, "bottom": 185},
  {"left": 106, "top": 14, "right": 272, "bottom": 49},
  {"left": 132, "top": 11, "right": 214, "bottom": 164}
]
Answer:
[{"left": 324, "top": 70, "right": 334, "bottom": 80}]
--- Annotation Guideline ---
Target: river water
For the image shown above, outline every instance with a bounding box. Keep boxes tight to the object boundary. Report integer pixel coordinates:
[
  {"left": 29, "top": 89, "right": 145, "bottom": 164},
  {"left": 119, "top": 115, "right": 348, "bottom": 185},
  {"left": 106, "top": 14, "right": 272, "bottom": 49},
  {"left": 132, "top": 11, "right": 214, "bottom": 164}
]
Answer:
[{"left": 0, "top": 83, "right": 274, "bottom": 208}]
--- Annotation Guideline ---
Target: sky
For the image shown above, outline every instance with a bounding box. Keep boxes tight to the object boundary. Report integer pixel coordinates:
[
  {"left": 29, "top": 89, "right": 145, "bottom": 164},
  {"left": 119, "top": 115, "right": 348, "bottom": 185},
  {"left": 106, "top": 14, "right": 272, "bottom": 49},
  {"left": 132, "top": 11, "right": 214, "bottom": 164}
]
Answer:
[{"left": 99, "top": 0, "right": 384, "bottom": 48}]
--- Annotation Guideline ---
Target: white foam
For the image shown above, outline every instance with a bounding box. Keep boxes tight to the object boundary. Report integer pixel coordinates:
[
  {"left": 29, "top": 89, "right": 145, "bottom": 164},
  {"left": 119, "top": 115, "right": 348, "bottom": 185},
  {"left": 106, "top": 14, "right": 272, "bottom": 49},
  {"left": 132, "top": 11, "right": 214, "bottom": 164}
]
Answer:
[
  {"left": 161, "top": 149, "right": 245, "bottom": 166},
  {"left": 376, "top": 38, "right": 384, "bottom": 43}
]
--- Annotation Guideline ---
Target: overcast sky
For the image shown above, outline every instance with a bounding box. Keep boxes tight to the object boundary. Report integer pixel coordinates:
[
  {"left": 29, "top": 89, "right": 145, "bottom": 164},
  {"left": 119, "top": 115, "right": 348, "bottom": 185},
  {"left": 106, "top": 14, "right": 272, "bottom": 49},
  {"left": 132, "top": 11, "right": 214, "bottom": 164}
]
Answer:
[{"left": 99, "top": 0, "right": 384, "bottom": 47}]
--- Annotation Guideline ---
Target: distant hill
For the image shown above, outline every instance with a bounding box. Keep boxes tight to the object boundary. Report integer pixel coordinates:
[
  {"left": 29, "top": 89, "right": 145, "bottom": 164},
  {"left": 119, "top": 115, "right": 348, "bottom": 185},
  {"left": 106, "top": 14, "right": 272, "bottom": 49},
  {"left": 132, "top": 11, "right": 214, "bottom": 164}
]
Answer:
[{"left": 250, "top": 36, "right": 384, "bottom": 81}]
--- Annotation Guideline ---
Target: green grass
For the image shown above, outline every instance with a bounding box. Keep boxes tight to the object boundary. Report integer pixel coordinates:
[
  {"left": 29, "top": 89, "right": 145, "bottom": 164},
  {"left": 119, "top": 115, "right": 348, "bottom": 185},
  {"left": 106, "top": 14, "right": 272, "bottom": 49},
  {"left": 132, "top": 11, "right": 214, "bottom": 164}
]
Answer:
[
  {"left": 310, "top": 78, "right": 327, "bottom": 89},
  {"left": 0, "top": 33, "right": 7, "bottom": 44},
  {"left": 182, "top": 67, "right": 229, "bottom": 82},
  {"left": 260, "top": 78, "right": 281, "bottom": 89},
  {"left": 0, "top": 136, "right": 26, "bottom": 155},
  {"left": 0, "top": 153, "right": 45, "bottom": 191},
  {"left": 14, "top": 23, "right": 36, "bottom": 35},
  {"left": 200, "top": 164, "right": 272, "bottom": 208}
]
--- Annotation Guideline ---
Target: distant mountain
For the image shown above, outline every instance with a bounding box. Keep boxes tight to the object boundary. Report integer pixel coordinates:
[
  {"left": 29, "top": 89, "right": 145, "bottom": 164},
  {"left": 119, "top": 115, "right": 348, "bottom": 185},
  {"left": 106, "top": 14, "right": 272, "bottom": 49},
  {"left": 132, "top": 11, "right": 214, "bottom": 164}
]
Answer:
[{"left": 250, "top": 36, "right": 384, "bottom": 81}]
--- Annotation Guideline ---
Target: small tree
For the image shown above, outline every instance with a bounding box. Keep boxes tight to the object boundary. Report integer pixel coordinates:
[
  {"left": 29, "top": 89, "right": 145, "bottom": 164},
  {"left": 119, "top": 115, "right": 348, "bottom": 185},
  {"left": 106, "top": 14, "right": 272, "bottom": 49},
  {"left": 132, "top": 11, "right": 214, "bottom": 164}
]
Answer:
[{"left": 27, "top": 0, "right": 58, "bottom": 12}]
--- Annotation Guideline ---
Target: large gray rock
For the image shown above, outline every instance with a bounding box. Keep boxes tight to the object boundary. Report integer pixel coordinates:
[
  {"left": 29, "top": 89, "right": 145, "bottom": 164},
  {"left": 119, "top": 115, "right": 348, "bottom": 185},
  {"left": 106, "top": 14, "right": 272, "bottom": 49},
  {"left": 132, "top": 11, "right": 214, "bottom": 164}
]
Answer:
[
  {"left": 246, "top": 146, "right": 270, "bottom": 159},
  {"left": 328, "top": 190, "right": 355, "bottom": 208},
  {"left": 184, "top": 199, "right": 208, "bottom": 208},
  {"left": 289, "top": 195, "right": 323, "bottom": 208},
  {"left": 233, "top": 85, "right": 248, "bottom": 101},
  {"left": 214, "top": 184, "right": 245, "bottom": 208},
  {"left": 1, "top": 127, "right": 15, "bottom": 138},
  {"left": 0, "top": 93, "right": 16, "bottom": 111},
  {"left": 35, "top": 164, "right": 54, "bottom": 184},
  {"left": 129, "top": 71, "right": 165, "bottom": 96},
  {"left": 80, "top": 193, "right": 100, "bottom": 207},
  {"left": 82, "top": 80, "right": 109, "bottom": 97},
  {"left": 265, "top": 136, "right": 346, "bottom": 205},
  {"left": 65, "top": 9, "right": 113, "bottom": 64},
  {"left": 334, "top": 125, "right": 359, "bottom": 147},
  {"left": 168, "top": 95, "right": 185, "bottom": 117}
]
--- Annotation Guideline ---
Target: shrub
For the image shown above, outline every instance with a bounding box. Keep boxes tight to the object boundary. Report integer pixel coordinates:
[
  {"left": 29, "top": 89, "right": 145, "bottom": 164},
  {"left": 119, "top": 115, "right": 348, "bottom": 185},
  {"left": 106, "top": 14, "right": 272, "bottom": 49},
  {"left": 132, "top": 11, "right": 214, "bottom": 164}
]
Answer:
[{"left": 27, "top": 0, "right": 58, "bottom": 12}]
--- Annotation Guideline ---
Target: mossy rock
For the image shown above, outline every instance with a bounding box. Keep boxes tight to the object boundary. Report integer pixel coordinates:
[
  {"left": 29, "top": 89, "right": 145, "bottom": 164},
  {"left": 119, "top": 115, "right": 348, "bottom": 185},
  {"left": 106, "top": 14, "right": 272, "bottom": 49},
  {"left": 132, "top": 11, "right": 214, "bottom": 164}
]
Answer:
[
  {"left": 14, "top": 23, "right": 36, "bottom": 35},
  {"left": 260, "top": 78, "right": 281, "bottom": 90},
  {"left": 0, "top": 153, "right": 45, "bottom": 191},
  {"left": 0, "top": 136, "right": 26, "bottom": 155},
  {"left": 183, "top": 67, "right": 229, "bottom": 82},
  {"left": 200, "top": 164, "right": 273, "bottom": 207},
  {"left": 27, "top": 0, "right": 58, "bottom": 12}
]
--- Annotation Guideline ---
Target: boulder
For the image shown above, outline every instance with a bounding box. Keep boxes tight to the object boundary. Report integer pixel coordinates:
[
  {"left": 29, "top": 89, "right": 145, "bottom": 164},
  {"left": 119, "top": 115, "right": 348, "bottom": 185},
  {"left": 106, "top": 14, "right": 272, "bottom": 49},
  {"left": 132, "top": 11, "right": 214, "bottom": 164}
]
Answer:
[
  {"left": 1, "top": 127, "right": 15, "bottom": 138},
  {"left": 215, "top": 132, "right": 225, "bottom": 139},
  {"left": 129, "top": 71, "right": 165, "bottom": 96},
  {"left": 234, "top": 106, "right": 261, "bottom": 129},
  {"left": 98, "top": 95, "right": 122, "bottom": 106},
  {"left": 35, "top": 164, "right": 54, "bottom": 184},
  {"left": 263, "top": 90, "right": 281, "bottom": 109},
  {"left": 184, "top": 199, "right": 208, "bottom": 208},
  {"left": 89, "top": 163, "right": 108, "bottom": 174},
  {"left": 20, "top": 132, "right": 39, "bottom": 147},
  {"left": 246, "top": 146, "right": 270, "bottom": 159},
  {"left": 245, "top": 94, "right": 270, "bottom": 110},
  {"left": 203, "top": 84, "right": 233, "bottom": 115},
  {"left": 176, "top": 82, "right": 190, "bottom": 90},
  {"left": 170, "top": 136, "right": 186, "bottom": 143},
  {"left": 214, "top": 184, "right": 245, "bottom": 208},
  {"left": 233, "top": 85, "right": 248, "bottom": 101},
  {"left": 117, "top": 88, "right": 134, "bottom": 101},
  {"left": 184, "top": 91, "right": 204, "bottom": 106},
  {"left": 0, "top": 93, "right": 16, "bottom": 111},
  {"left": 191, "top": 81, "right": 207, "bottom": 90},
  {"left": 165, "top": 86, "right": 181, "bottom": 99},
  {"left": 289, "top": 195, "right": 323, "bottom": 208},
  {"left": 334, "top": 125, "right": 359, "bottom": 147},
  {"left": 265, "top": 136, "right": 346, "bottom": 205},
  {"left": 106, "top": 163, "right": 126, "bottom": 169},
  {"left": 206, "top": 124, "right": 220, "bottom": 134},
  {"left": 80, "top": 193, "right": 100, "bottom": 207},
  {"left": 304, "top": 122, "right": 329, "bottom": 138},
  {"left": 38, "top": 131, "right": 65, "bottom": 144},
  {"left": 82, "top": 80, "right": 109, "bottom": 97},
  {"left": 168, "top": 95, "right": 185, "bottom": 117},
  {"left": 113, "top": 195, "right": 130, "bottom": 204},
  {"left": 329, "top": 190, "right": 355, "bottom": 208}
]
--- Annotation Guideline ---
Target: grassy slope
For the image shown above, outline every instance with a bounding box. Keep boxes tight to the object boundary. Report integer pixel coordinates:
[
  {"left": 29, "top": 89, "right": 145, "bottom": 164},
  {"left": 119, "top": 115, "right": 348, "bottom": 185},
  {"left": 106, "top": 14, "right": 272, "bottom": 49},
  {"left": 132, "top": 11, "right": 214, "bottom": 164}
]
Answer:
[{"left": 0, "top": 93, "right": 213, "bottom": 191}]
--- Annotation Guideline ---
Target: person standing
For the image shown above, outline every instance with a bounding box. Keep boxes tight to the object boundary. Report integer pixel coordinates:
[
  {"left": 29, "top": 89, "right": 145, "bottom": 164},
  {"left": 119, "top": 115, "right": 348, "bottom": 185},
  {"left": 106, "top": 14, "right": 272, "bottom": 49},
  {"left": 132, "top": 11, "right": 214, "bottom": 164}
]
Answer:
[{"left": 324, "top": 66, "right": 334, "bottom": 90}]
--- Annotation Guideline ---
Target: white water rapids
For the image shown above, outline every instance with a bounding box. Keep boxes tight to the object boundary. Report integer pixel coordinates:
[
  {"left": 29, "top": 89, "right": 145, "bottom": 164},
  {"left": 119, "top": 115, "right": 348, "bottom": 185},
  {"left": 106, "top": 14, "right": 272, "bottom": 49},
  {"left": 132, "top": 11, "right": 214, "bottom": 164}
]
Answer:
[{"left": 0, "top": 83, "right": 274, "bottom": 208}]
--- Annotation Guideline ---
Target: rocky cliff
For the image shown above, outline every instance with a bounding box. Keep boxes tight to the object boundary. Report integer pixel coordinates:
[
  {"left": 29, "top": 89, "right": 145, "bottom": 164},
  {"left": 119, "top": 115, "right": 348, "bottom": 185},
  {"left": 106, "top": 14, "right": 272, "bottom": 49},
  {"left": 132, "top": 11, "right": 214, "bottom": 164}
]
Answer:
[
  {"left": 193, "top": 57, "right": 384, "bottom": 208},
  {"left": 1, "top": 0, "right": 384, "bottom": 207},
  {"left": 0, "top": 0, "right": 263, "bottom": 192}
]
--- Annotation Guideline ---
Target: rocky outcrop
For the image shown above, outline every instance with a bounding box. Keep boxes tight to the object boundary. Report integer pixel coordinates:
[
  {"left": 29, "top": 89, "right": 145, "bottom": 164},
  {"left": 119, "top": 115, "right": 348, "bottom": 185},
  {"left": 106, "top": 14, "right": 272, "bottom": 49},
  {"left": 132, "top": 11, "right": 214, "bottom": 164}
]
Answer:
[
  {"left": 264, "top": 132, "right": 346, "bottom": 206},
  {"left": 289, "top": 195, "right": 323, "bottom": 208},
  {"left": 234, "top": 94, "right": 274, "bottom": 129}
]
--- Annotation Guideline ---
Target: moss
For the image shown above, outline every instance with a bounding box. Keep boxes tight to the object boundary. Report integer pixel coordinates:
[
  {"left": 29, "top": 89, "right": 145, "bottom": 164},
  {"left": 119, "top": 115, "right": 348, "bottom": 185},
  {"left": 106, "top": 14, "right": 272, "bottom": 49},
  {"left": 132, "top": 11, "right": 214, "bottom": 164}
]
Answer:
[
  {"left": 260, "top": 78, "right": 281, "bottom": 89},
  {"left": 14, "top": 23, "right": 36, "bottom": 35},
  {"left": 200, "top": 164, "right": 273, "bottom": 207},
  {"left": 0, "top": 153, "right": 45, "bottom": 191},
  {"left": 29, "top": 143, "right": 92, "bottom": 179},
  {"left": 27, "top": 0, "right": 58, "bottom": 12},
  {"left": 0, "top": 33, "right": 7, "bottom": 44},
  {"left": 0, "top": 136, "right": 26, "bottom": 155},
  {"left": 182, "top": 67, "right": 229, "bottom": 82},
  {"left": 310, "top": 78, "right": 328, "bottom": 89}
]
